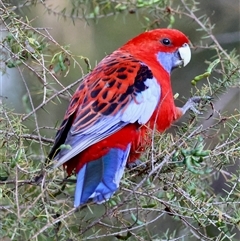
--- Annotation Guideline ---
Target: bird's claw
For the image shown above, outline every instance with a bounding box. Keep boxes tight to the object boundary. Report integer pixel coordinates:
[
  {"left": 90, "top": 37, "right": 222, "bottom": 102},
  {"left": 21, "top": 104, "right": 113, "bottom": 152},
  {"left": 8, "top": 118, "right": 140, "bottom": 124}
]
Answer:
[
  {"left": 127, "top": 159, "right": 146, "bottom": 169},
  {"left": 181, "top": 96, "right": 212, "bottom": 115}
]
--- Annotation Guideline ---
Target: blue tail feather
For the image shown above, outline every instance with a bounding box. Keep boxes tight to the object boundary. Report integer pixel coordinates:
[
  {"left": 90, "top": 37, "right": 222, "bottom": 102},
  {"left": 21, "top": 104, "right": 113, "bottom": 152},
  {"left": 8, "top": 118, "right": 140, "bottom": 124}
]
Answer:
[
  {"left": 74, "top": 160, "right": 103, "bottom": 206},
  {"left": 74, "top": 144, "right": 131, "bottom": 207}
]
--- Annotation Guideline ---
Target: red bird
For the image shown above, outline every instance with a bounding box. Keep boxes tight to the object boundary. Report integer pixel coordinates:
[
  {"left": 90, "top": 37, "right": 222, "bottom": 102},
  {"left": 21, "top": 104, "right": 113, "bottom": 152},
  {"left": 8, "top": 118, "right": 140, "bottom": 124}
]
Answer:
[{"left": 48, "top": 29, "right": 200, "bottom": 207}]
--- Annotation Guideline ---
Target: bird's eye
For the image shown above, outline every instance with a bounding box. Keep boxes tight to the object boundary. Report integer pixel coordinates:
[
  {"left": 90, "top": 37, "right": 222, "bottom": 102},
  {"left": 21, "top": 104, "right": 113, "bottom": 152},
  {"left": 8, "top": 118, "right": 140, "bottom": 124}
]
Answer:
[{"left": 161, "top": 38, "right": 171, "bottom": 46}]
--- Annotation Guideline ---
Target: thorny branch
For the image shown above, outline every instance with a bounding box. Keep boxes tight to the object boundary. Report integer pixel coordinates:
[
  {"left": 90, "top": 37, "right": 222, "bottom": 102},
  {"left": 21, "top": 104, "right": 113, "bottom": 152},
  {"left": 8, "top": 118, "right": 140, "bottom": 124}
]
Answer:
[{"left": 0, "top": 0, "right": 240, "bottom": 240}]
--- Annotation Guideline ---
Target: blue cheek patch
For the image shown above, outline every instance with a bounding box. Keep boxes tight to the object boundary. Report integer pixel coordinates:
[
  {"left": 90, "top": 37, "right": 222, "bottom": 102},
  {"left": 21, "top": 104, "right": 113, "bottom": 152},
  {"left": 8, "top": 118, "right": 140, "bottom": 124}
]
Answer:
[{"left": 156, "top": 52, "right": 176, "bottom": 74}]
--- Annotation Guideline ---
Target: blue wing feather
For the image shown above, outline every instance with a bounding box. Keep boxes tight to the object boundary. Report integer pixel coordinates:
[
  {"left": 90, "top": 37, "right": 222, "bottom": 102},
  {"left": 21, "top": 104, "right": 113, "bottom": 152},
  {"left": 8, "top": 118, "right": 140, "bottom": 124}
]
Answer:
[{"left": 52, "top": 58, "right": 161, "bottom": 168}]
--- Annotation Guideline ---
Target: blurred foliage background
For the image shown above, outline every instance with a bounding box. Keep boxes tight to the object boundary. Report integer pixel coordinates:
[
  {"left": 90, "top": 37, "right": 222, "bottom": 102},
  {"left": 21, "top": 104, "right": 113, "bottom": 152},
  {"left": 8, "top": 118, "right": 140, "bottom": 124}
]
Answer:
[{"left": 0, "top": 0, "right": 240, "bottom": 240}]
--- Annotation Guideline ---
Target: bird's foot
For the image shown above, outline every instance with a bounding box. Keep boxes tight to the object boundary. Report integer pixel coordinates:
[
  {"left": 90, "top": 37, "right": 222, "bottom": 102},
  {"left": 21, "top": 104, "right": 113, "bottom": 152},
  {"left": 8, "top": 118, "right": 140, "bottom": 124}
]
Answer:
[
  {"left": 127, "top": 159, "right": 146, "bottom": 169},
  {"left": 180, "top": 96, "right": 212, "bottom": 115},
  {"left": 32, "top": 171, "right": 45, "bottom": 184}
]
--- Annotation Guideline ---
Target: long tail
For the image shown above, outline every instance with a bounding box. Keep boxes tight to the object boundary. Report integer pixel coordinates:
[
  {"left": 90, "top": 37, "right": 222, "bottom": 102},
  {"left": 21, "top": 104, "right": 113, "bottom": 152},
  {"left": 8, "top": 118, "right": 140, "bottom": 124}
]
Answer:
[{"left": 74, "top": 144, "right": 131, "bottom": 207}]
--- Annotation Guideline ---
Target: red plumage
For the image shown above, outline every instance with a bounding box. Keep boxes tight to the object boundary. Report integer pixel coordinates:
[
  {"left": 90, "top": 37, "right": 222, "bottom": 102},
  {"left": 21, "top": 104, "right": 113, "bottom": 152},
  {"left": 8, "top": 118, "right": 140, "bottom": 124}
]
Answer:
[
  {"left": 48, "top": 28, "right": 194, "bottom": 206},
  {"left": 65, "top": 123, "right": 146, "bottom": 175}
]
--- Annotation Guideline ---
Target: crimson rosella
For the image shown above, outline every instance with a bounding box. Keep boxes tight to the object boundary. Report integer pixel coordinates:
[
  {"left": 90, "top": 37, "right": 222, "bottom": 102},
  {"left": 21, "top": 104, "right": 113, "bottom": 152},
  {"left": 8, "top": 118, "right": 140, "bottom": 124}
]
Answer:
[{"left": 48, "top": 28, "right": 202, "bottom": 207}]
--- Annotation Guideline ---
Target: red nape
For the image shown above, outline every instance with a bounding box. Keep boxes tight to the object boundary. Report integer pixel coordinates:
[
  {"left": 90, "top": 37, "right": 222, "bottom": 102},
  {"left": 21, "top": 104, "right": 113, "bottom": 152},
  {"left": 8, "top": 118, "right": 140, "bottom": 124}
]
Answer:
[{"left": 63, "top": 123, "right": 148, "bottom": 175}]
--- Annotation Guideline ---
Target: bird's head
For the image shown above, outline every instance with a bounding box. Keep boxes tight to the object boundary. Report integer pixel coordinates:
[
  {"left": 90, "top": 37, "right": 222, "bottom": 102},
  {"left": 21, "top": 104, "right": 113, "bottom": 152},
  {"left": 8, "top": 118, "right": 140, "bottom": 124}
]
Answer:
[{"left": 120, "top": 28, "right": 191, "bottom": 74}]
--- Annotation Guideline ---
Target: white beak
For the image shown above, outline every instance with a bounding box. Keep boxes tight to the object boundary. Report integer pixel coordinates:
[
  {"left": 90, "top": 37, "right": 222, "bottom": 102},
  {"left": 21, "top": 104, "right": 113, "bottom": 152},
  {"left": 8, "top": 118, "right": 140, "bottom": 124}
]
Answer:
[{"left": 178, "top": 43, "right": 191, "bottom": 67}]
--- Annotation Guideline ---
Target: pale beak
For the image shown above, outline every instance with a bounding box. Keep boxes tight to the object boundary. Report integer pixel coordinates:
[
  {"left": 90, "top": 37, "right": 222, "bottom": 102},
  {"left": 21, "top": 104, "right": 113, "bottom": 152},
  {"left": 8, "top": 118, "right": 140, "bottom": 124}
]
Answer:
[
  {"left": 178, "top": 43, "right": 191, "bottom": 67},
  {"left": 156, "top": 43, "right": 191, "bottom": 73}
]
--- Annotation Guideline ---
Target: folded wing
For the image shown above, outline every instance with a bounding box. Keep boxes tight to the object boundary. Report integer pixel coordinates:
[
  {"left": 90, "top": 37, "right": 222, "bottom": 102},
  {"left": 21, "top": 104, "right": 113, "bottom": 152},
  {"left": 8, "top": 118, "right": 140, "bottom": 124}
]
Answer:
[{"left": 48, "top": 51, "right": 161, "bottom": 168}]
